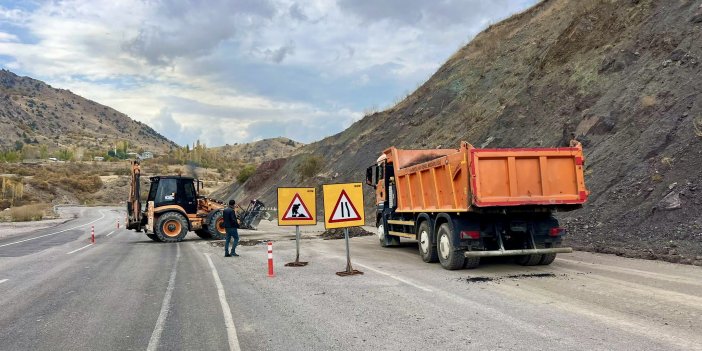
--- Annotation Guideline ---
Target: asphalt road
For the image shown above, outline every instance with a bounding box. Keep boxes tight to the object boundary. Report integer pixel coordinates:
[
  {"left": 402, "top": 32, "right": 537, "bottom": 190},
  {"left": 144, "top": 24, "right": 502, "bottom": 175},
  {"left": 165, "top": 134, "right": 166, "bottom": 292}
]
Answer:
[{"left": 1, "top": 207, "right": 700, "bottom": 351}]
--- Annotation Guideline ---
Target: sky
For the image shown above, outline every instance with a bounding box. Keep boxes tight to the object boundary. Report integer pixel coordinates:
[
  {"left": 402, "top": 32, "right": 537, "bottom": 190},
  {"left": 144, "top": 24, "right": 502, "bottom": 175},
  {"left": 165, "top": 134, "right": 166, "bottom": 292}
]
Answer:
[{"left": 0, "top": 0, "right": 537, "bottom": 147}]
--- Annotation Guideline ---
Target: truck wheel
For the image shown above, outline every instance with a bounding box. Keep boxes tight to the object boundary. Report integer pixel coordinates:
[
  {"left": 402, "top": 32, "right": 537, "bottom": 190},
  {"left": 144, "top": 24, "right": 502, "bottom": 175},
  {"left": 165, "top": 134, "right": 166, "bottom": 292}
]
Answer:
[
  {"left": 417, "top": 221, "right": 438, "bottom": 263},
  {"left": 378, "top": 222, "right": 399, "bottom": 247},
  {"left": 517, "top": 254, "right": 542, "bottom": 266},
  {"left": 464, "top": 257, "right": 480, "bottom": 269},
  {"left": 437, "top": 223, "right": 465, "bottom": 270},
  {"left": 146, "top": 233, "right": 161, "bottom": 242},
  {"left": 154, "top": 212, "right": 189, "bottom": 242},
  {"left": 195, "top": 229, "right": 212, "bottom": 239},
  {"left": 539, "top": 253, "right": 557, "bottom": 265},
  {"left": 208, "top": 211, "right": 226, "bottom": 240}
]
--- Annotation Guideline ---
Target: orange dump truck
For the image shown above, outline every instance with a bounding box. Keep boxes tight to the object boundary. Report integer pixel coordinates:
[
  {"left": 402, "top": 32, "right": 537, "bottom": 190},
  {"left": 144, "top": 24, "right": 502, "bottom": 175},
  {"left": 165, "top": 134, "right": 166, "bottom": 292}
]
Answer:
[{"left": 365, "top": 141, "right": 588, "bottom": 270}]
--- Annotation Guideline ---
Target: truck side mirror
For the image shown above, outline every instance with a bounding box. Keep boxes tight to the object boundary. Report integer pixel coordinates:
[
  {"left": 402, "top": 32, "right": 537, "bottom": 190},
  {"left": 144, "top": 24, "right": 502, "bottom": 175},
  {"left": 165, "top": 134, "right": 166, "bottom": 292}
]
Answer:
[{"left": 365, "top": 167, "right": 376, "bottom": 189}]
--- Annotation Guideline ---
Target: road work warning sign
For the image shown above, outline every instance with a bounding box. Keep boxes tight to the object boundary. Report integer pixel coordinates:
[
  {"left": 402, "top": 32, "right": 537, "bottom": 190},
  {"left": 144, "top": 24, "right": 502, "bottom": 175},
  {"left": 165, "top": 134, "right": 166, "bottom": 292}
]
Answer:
[
  {"left": 322, "top": 183, "right": 365, "bottom": 229},
  {"left": 277, "top": 187, "right": 316, "bottom": 226}
]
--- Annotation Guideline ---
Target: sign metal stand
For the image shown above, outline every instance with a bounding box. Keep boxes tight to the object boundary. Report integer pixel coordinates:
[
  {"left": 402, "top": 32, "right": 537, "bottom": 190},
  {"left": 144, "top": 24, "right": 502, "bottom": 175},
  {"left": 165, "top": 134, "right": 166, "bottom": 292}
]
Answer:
[{"left": 285, "top": 225, "right": 308, "bottom": 267}]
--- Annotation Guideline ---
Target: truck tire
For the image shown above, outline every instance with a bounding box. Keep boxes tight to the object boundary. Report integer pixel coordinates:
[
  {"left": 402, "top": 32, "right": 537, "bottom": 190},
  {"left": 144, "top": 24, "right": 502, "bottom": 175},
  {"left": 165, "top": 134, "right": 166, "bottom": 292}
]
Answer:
[
  {"left": 539, "top": 253, "right": 557, "bottom": 265},
  {"left": 154, "top": 212, "right": 188, "bottom": 242},
  {"left": 417, "top": 220, "right": 438, "bottom": 263},
  {"left": 146, "top": 233, "right": 161, "bottom": 242},
  {"left": 195, "top": 229, "right": 212, "bottom": 239},
  {"left": 437, "top": 223, "right": 465, "bottom": 270},
  {"left": 464, "top": 257, "right": 480, "bottom": 269},
  {"left": 378, "top": 221, "right": 399, "bottom": 247},
  {"left": 208, "top": 211, "right": 227, "bottom": 240},
  {"left": 517, "top": 254, "right": 543, "bottom": 266}
]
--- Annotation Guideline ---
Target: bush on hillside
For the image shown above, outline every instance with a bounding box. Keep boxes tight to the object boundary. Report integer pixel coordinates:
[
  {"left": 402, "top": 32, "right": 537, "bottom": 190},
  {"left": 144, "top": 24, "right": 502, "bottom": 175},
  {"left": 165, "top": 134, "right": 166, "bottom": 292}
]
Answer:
[
  {"left": 295, "top": 155, "right": 324, "bottom": 180},
  {"left": 236, "top": 165, "right": 256, "bottom": 184}
]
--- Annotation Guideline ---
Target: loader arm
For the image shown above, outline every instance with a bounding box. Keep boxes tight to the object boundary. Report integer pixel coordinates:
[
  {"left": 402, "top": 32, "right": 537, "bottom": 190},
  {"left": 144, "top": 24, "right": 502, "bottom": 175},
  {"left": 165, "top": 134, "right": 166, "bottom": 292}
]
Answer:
[{"left": 126, "top": 160, "right": 143, "bottom": 230}]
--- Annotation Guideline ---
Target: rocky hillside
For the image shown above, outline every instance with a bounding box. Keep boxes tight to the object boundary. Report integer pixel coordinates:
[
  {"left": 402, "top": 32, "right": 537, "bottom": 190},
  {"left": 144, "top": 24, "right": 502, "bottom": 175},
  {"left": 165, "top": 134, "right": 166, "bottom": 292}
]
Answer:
[
  {"left": 227, "top": 0, "right": 702, "bottom": 265},
  {"left": 213, "top": 137, "right": 303, "bottom": 163},
  {"left": 0, "top": 69, "right": 176, "bottom": 155}
]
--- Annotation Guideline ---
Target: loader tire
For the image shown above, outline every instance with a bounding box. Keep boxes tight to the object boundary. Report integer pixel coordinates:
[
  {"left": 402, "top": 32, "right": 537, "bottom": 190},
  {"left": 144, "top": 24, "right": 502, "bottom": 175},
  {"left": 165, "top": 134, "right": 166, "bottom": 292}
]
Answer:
[
  {"left": 539, "top": 253, "right": 557, "bottom": 265},
  {"left": 195, "top": 229, "right": 212, "bottom": 239},
  {"left": 517, "top": 254, "right": 543, "bottom": 266},
  {"left": 146, "top": 233, "right": 161, "bottom": 242},
  {"left": 154, "top": 212, "right": 188, "bottom": 242},
  {"left": 208, "top": 211, "right": 227, "bottom": 240},
  {"left": 437, "top": 223, "right": 465, "bottom": 270},
  {"left": 417, "top": 220, "right": 438, "bottom": 263}
]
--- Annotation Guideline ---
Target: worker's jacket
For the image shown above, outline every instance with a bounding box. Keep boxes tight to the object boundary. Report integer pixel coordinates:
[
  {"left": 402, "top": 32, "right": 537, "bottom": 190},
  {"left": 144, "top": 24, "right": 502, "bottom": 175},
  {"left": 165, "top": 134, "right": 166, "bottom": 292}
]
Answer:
[{"left": 222, "top": 207, "right": 239, "bottom": 229}]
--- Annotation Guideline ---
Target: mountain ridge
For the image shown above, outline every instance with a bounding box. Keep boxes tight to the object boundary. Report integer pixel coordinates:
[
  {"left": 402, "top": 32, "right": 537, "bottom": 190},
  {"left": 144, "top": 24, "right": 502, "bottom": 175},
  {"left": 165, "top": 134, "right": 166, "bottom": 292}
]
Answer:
[{"left": 0, "top": 69, "right": 177, "bottom": 156}]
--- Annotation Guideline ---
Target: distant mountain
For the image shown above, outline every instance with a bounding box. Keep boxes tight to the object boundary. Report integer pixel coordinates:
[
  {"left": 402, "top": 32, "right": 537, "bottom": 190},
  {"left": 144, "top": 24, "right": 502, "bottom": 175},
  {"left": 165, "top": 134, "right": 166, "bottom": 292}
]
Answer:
[
  {"left": 0, "top": 69, "right": 176, "bottom": 155},
  {"left": 212, "top": 137, "right": 303, "bottom": 164}
]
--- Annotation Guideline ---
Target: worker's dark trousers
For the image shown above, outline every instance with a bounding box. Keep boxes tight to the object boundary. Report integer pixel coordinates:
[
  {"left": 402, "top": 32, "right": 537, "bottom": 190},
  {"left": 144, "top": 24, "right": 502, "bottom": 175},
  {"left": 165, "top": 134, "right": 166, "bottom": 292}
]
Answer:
[{"left": 225, "top": 228, "right": 239, "bottom": 255}]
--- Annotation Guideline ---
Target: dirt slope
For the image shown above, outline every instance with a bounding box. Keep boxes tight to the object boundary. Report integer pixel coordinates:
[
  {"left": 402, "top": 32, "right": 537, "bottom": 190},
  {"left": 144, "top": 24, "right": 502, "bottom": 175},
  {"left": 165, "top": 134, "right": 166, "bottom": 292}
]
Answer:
[
  {"left": 0, "top": 69, "right": 176, "bottom": 154},
  {"left": 212, "top": 137, "right": 303, "bottom": 163},
  {"left": 217, "top": 0, "right": 702, "bottom": 264}
]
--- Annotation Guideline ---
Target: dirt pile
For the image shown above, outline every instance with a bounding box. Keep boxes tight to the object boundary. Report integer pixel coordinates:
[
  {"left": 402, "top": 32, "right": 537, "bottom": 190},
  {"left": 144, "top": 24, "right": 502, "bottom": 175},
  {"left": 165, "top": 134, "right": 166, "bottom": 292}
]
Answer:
[
  {"left": 320, "top": 227, "right": 374, "bottom": 240},
  {"left": 220, "top": 0, "right": 702, "bottom": 264}
]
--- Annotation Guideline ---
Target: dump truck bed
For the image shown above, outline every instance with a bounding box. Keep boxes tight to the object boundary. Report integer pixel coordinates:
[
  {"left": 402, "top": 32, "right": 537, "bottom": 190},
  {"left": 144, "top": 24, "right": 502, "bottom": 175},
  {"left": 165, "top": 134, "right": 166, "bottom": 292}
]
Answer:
[{"left": 386, "top": 142, "right": 588, "bottom": 212}]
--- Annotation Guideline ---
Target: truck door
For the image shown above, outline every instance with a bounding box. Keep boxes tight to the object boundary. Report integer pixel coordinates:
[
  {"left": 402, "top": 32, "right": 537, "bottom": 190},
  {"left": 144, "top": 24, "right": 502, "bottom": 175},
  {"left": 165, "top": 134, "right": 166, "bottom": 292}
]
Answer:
[{"left": 376, "top": 163, "right": 385, "bottom": 205}]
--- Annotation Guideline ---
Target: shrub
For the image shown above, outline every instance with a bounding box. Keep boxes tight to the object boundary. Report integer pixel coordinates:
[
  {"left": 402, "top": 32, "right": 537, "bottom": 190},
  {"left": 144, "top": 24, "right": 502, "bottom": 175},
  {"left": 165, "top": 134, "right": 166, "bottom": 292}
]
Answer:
[
  {"left": 10, "top": 203, "right": 47, "bottom": 222},
  {"left": 295, "top": 155, "right": 324, "bottom": 180},
  {"left": 236, "top": 165, "right": 256, "bottom": 184},
  {"left": 641, "top": 95, "right": 657, "bottom": 108}
]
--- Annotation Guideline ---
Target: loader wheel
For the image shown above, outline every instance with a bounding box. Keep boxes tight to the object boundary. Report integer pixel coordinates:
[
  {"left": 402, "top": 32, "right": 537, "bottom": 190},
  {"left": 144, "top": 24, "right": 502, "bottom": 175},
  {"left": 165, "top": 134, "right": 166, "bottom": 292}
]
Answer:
[
  {"left": 154, "top": 212, "right": 188, "bottom": 242},
  {"left": 417, "top": 221, "right": 438, "bottom": 263},
  {"left": 437, "top": 223, "right": 465, "bottom": 270},
  {"left": 539, "top": 253, "right": 557, "bottom": 265},
  {"left": 146, "top": 233, "right": 161, "bottom": 242},
  {"left": 195, "top": 229, "right": 212, "bottom": 239},
  {"left": 517, "top": 254, "right": 543, "bottom": 266},
  {"left": 208, "top": 211, "right": 226, "bottom": 240}
]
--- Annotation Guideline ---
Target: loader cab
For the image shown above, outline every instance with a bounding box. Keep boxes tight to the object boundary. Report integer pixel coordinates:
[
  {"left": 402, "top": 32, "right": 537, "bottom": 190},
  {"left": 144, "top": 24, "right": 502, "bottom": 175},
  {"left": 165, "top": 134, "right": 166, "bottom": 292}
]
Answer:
[{"left": 148, "top": 176, "right": 198, "bottom": 214}]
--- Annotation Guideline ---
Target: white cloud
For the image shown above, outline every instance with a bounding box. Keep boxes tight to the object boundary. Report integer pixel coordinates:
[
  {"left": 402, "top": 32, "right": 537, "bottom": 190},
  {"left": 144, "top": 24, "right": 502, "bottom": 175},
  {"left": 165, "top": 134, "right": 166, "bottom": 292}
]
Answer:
[
  {"left": 0, "top": 0, "right": 537, "bottom": 146},
  {"left": 0, "top": 32, "right": 18, "bottom": 42}
]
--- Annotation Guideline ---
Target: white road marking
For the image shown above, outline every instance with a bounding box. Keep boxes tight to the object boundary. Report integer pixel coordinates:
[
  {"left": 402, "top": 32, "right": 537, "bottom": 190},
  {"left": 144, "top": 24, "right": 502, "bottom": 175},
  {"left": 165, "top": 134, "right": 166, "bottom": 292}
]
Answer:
[
  {"left": 66, "top": 243, "right": 94, "bottom": 255},
  {"left": 0, "top": 279, "right": 8, "bottom": 284},
  {"left": 353, "top": 262, "right": 433, "bottom": 292},
  {"left": 106, "top": 231, "right": 115, "bottom": 237},
  {"left": 147, "top": 244, "right": 180, "bottom": 351},
  {"left": 0, "top": 210, "right": 106, "bottom": 248},
  {"left": 205, "top": 253, "right": 242, "bottom": 351}
]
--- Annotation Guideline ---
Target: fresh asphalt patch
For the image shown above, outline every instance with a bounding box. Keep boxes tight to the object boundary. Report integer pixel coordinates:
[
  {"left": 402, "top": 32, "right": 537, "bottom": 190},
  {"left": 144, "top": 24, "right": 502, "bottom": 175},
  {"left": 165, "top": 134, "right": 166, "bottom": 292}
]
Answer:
[{"left": 460, "top": 272, "right": 573, "bottom": 283}]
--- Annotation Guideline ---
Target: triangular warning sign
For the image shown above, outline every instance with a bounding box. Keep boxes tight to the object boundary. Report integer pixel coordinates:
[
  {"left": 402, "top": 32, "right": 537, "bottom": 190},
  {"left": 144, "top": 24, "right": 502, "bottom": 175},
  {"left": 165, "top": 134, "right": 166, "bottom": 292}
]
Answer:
[
  {"left": 282, "top": 193, "right": 314, "bottom": 221},
  {"left": 328, "top": 190, "right": 362, "bottom": 223}
]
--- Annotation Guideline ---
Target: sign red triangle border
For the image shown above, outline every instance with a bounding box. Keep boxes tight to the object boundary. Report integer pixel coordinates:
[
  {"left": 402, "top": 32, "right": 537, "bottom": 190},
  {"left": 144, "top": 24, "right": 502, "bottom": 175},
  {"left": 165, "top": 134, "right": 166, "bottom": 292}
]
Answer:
[
  {"left": 328, "top": 189, "right": 362, "bottom": 223},
  {"left": 282, "top": 193, "right": 315, "bottom": 221}
]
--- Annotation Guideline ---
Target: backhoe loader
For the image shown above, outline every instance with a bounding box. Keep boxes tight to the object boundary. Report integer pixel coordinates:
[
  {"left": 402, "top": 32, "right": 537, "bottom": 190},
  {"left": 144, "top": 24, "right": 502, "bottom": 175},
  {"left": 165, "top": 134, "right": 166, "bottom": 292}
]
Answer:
[{"left": 126, "top": 160, "right": 229, "bottom": 242}]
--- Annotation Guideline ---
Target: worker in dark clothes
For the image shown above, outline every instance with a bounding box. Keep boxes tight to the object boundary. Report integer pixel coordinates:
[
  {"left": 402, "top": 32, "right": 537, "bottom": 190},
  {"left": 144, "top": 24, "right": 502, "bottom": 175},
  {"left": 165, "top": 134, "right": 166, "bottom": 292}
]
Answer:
[{"left": 223, "top": 199, "right": 239, "bottom": 257}]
